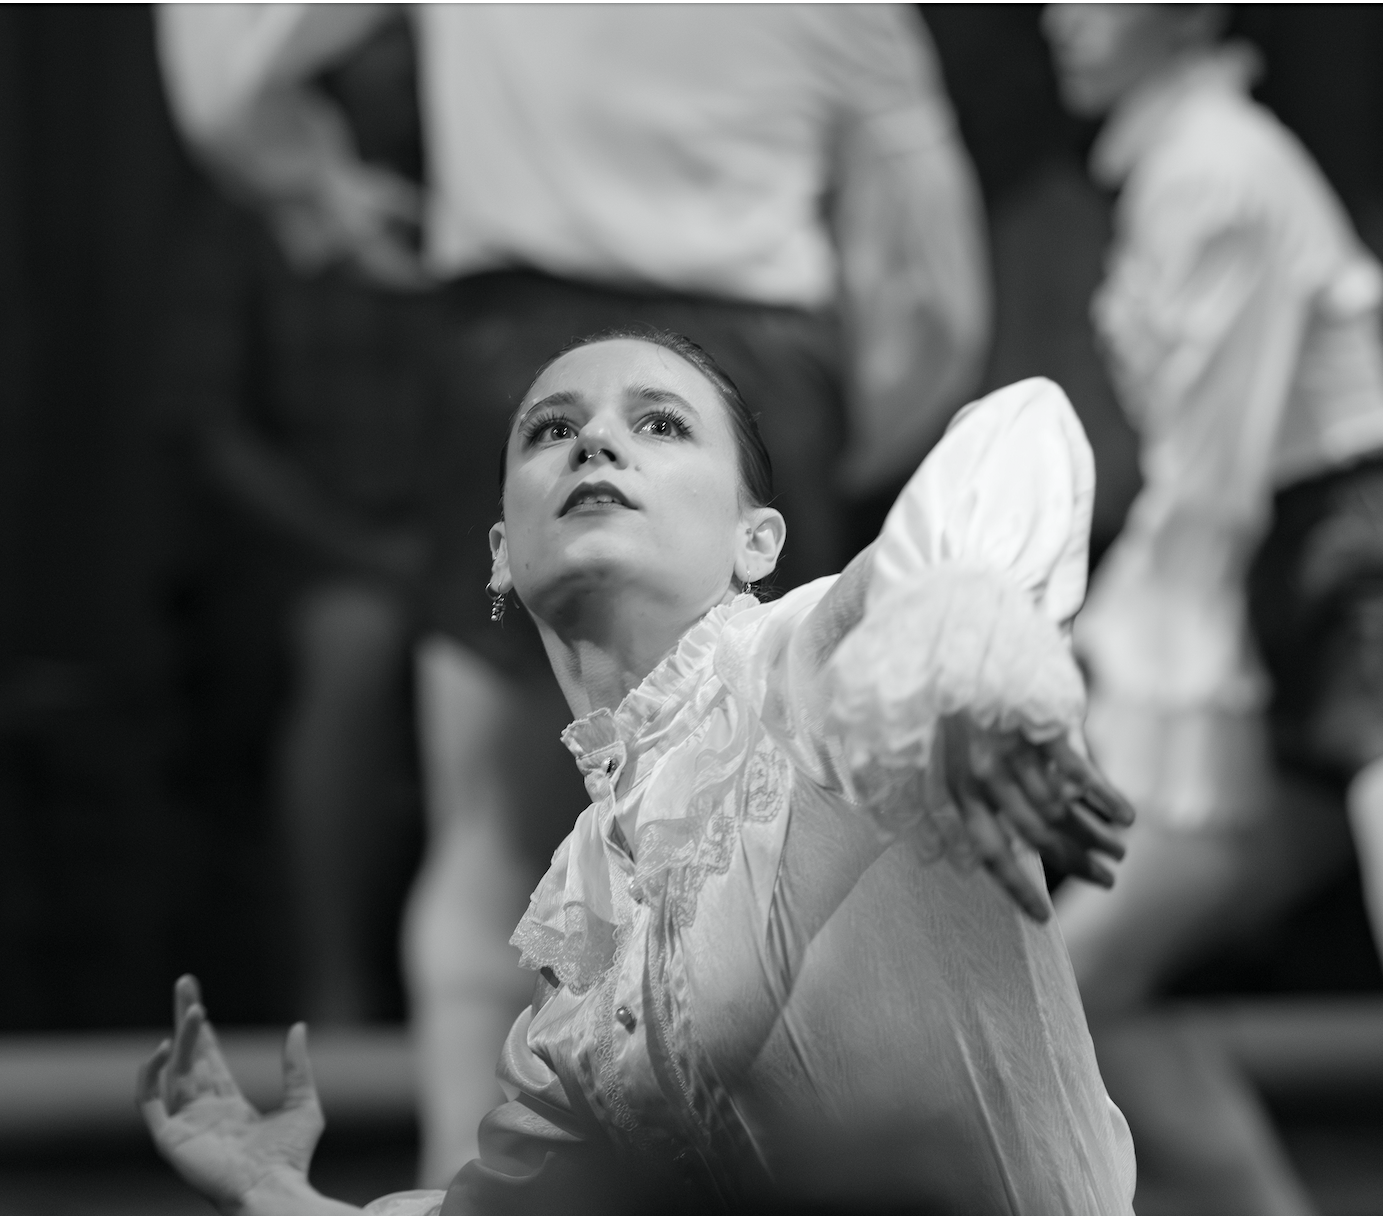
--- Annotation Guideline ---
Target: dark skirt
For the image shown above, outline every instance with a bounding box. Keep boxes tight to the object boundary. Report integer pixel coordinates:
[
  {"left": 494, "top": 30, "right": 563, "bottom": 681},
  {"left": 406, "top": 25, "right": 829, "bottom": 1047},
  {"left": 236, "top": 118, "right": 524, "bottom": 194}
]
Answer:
[{"left": 1248, "top": 451, "right": 1383, "bottom": 781}]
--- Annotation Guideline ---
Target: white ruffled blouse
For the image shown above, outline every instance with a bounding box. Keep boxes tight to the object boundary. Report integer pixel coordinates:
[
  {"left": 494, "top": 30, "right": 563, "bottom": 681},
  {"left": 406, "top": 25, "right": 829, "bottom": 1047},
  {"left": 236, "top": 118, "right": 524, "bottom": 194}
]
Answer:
[{"left": 369, "top": 379, "right": 1135, "bottom": 1215}]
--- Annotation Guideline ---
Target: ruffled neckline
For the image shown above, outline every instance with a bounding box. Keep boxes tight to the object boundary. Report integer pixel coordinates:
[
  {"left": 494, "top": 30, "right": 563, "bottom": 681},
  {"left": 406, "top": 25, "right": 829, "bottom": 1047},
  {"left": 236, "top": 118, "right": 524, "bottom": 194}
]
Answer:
[
  {"left": 511, "top": 593, "right": 761, "bottom": 993},
  {"left": 1092, "top": 42, "right": 1261, "bottom": 189},
  {"left": 560, "top": 594, "right": 759, "bottom": 768}
]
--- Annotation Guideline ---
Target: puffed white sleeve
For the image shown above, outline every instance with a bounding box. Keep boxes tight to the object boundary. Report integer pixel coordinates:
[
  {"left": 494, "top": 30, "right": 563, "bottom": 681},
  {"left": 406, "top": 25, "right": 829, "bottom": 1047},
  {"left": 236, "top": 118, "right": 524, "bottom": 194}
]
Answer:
[{"left": 827, "top": 377, "right": 1094, "bottom": 788}]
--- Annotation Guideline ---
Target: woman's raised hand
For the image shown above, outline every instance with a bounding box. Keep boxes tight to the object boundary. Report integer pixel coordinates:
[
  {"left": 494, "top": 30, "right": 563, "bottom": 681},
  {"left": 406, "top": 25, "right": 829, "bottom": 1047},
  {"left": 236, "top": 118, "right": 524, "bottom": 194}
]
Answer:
[
  {"left": 138, "top": 975, "right": 347, "bottom": 1216},
  {"left": 937, "top": 716, "right": 1135, "bottom": 921}
]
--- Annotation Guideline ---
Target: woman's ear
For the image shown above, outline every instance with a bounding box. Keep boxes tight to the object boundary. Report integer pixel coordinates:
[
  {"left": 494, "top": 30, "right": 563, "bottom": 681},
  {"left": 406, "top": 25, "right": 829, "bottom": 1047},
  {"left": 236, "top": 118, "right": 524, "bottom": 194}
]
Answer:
[
  {"left": 735, "top": 507, "right": 787, "bottom": 586},
  {"left": 488, "top": 522, "right": 514, "bottom": 594}
]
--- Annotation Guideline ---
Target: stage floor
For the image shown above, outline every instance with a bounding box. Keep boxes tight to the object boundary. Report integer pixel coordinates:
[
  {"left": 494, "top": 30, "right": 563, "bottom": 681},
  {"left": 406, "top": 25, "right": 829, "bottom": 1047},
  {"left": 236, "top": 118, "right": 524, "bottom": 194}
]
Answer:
[
  {"left": 3, "top": 1122, "right": 1383, "bottom": 1216},
  {"left": 0, "top": 1137, "right": 417, "bottom": 1216},
  {"left": 2, "top": 1001, "right": 1381, "bottom": 1215}
]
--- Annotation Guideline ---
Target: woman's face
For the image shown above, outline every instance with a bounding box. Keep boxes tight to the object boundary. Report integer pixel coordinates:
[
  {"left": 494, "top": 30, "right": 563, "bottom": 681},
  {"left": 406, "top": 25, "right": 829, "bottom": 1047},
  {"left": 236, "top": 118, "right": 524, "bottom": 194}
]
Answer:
[
  {"left": 491, "top": 339, "right": 783, "bottom": 626},
  {"left": 1043, "top": 4, "right": 1209, "bottom": 118}
]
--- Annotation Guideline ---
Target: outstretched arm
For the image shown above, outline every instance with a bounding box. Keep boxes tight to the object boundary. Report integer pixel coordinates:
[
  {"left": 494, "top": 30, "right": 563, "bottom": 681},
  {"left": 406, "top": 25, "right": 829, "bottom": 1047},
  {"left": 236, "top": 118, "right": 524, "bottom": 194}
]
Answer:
[
  {"left": 798, "top": 380, "right": 1133, "bottom": 919},
  {"left": 789, "top": 544, "right": 1132, "bottom": 922},
  {"left": 139, "top": 976, "right": 363, "bottom": 1216}
]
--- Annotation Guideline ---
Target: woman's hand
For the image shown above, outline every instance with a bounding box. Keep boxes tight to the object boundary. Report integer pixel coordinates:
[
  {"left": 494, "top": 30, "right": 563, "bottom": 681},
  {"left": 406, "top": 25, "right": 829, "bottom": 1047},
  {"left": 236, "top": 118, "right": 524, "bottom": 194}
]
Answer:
[
  {"left": 937, "top": 716, "right": 1135, "bottom": 921},
  {"left": 138, "top": 975, "right": 346, "bottom": 1216}
]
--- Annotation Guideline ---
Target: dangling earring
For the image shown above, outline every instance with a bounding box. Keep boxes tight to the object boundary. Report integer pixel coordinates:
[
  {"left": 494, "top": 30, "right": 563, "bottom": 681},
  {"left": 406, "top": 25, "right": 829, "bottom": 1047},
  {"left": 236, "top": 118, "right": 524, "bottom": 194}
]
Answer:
[
  {"left": 742, "top": 581, "right": 756, "bottom": 600},
  {"left": 488, "top": 585, "right": 506, "bottom": 623}
]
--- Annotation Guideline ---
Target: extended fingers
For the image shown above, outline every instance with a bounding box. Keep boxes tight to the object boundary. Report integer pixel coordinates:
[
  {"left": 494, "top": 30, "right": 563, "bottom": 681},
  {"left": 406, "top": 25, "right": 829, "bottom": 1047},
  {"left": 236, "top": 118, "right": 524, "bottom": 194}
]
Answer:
[
  {"left": 171, "top": 1000, "right": 205, "bottom": 1085},
  {"left": 1009, "top": 749, "right": 1067, "bottom": 823},
  {"left": 983, "top": 771, "right": 1117, "bottom": 887},
  {"left": 1047, "top": 737, "right": 1135, "bottom": 826},
  {"left": 167, "top": 1001, "right": 242, "bottom": 1112},
  {"left": 1060, "top": 803, "right": 1128, "bottom": 861},
  {"left": 1014, "top": 772, "right": 1127, "bottom": 860},
  {"left": 170, "top": 975, "right": 243, "bottom": 1098},
  {"left": 137, "top": 1039, "right": 172, "bottom": 1106},
  {"left": 982, "top": 765, "right": 1062, "bottom": 850},
  {"left": 137, "top": 1039, "right": 174, "bottom": 1144},
  {"left": 1001, "top": 741, "right": 1127, "bottom": 863},
  {"left": 281, "top": 1023, "right": 320, "bottom": 1111},
  {"left": 173, "top": 974, "right": 202, "bottom": 1026},
  {"left": 957, "top": 792, "right": 1050, "bottom": 922},
  {"left": 1042, "top": 833, "right": 1117, "bottom": 888}
]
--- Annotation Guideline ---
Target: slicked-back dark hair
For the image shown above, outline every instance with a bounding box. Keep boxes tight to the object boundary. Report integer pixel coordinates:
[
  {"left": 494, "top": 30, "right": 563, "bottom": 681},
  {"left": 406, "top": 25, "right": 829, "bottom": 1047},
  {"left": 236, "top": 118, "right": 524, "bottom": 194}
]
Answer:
[{"left": 499, "top": 327, "right": 775, "bottom": 509}]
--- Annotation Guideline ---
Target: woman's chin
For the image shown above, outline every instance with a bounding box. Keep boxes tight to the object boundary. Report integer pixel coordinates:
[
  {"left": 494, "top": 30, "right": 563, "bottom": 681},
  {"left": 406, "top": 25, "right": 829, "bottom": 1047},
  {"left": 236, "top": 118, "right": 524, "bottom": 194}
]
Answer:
[
  {"left": 517, "top": 554, "right": 641, "bottom": 618},
  {"left": 519, "top": 554, "right": 726, "bottom": 627}
]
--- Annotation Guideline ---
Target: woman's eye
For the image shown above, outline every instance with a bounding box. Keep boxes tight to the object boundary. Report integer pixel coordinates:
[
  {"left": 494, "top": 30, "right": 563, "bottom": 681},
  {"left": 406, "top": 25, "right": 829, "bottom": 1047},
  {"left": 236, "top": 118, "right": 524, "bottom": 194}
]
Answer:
[
  {"left": 524, "top": 416, "right": 575, "bottom": 445},
  {"left": 637, "top": 411, "right": 689, "bottom": 438}
]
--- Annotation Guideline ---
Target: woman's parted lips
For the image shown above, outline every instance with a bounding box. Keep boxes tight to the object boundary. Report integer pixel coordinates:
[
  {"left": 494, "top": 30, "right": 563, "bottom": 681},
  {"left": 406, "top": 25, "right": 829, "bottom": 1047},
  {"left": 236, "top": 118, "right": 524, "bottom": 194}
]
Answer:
[{"left": 559, "top": 480, "right": 636, "bottom": 516}]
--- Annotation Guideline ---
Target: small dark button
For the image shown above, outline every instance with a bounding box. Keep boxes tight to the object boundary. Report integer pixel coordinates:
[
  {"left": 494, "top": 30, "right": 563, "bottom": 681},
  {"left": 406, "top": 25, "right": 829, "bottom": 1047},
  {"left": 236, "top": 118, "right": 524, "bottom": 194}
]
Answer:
[
  {"left": 606, "top": 758, "right": 617, "bottom": 774},
  {"left": 614, "top": 1004, "right": 637, "bottom": 1031}
]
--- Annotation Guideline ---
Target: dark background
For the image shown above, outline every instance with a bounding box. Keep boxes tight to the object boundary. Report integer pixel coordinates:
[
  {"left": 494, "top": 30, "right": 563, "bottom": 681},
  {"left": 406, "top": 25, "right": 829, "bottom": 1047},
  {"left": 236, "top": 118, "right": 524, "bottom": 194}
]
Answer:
[{"left": 1, "top": 4, "right": 1380, "bottom": 1034}]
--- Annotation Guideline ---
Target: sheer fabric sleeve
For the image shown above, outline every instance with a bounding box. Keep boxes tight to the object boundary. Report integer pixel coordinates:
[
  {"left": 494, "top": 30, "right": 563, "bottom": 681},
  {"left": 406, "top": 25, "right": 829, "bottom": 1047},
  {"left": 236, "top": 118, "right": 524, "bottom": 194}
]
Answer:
[{"left": 717, "top": 377, "right": 1093, "bottom": 805}]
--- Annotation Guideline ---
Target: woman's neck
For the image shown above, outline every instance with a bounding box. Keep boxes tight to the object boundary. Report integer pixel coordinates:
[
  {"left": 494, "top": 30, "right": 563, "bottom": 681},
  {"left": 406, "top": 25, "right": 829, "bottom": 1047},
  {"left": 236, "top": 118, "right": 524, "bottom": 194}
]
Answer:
[{"left": 535, "top": 584, "right": 735, "bottom": 719}]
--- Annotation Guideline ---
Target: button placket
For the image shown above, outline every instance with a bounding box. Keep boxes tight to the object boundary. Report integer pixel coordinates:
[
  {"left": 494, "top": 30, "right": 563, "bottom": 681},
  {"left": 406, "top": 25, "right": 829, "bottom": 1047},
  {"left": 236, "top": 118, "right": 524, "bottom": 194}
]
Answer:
[{"left": 580, "top": 740, "right": 627, "bottom": 803}]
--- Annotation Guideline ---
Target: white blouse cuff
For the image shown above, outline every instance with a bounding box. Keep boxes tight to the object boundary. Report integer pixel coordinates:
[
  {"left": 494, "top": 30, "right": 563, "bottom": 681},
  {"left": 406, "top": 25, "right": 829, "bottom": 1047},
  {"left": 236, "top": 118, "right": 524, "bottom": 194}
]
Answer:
[{"left": 827, "top": 377, "right": 1093, "bottom": 779}]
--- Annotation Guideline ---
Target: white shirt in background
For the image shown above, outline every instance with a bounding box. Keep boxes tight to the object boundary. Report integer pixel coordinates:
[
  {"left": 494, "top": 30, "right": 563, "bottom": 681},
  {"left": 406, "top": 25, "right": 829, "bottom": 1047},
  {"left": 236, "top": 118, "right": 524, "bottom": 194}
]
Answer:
[
  {"left": 155, "top": 3, "right": 990, "bottom": 490},
  {"left": 1077, "top": 45, "right": 1383, "bottom": 826},
  {"left": 416, "top": 5, "right": 939, "bottom": 306}
]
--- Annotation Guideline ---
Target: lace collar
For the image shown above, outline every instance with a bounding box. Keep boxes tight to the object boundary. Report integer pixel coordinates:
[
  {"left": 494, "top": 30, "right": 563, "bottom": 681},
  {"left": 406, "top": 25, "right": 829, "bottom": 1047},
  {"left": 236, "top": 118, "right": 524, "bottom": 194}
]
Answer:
[
  {"left": 512, "top": 594, "right": 760, "bottom": 992},
  {"left": 1091, "top": 42, "right": 1262, "bottom": 189},
  {"left": 560, "top": 594, "right": 759, "bottom": 776}
]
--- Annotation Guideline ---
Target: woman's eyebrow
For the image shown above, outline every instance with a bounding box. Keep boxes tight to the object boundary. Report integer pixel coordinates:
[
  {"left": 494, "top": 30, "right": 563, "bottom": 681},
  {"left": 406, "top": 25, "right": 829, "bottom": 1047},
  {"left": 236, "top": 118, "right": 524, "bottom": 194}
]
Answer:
[
  {"left": 516, "top": 389, "right": 582, "bottom": 428},
  {"left": 625, "top": 384, "right": 698, "bottom": 414}
]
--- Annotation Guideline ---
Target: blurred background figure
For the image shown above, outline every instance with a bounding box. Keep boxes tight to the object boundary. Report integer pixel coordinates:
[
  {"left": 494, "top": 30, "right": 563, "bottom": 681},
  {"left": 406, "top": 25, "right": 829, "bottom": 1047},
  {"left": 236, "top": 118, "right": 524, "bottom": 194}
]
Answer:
[
  {"left": 1046, "top": 5, "right": 1383, "bottom": 1213},
  {"left": 157, "top": 3, "right": 989, "bottom": 1187},
  {"left": 155, "top": 13, "right": 433, "bottom": 1028},
  {"left": 918, "top": 5, "right": 1142, "bottom": 569}
]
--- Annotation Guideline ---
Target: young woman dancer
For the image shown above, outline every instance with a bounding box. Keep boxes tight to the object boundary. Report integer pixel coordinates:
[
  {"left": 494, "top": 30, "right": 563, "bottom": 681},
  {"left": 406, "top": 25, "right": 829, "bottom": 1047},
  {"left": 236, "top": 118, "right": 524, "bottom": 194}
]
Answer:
[{"left": 138, "top": 333, "right": 1135, "bottom": 1215}]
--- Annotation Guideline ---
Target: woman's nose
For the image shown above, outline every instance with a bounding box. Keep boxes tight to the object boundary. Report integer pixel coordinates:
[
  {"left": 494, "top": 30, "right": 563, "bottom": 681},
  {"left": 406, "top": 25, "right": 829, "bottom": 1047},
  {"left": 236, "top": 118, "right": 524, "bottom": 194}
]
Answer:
[{"left": 571, "top": 421, "right": 626, "bottom": 468}]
